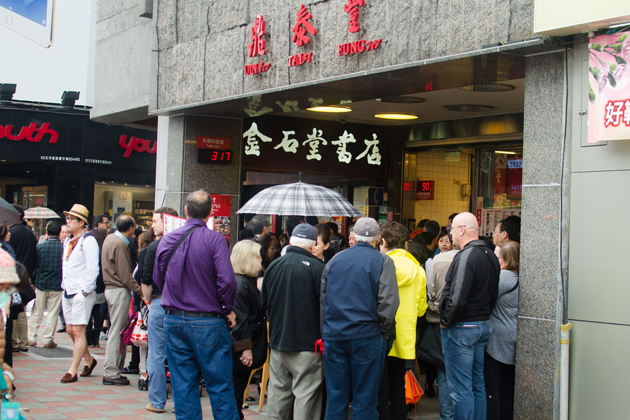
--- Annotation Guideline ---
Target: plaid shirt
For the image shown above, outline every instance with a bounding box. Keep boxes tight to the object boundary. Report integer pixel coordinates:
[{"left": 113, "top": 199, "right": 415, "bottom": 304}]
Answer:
[{"left": 34, "top": 238, "right": 63, "bottom": 291}]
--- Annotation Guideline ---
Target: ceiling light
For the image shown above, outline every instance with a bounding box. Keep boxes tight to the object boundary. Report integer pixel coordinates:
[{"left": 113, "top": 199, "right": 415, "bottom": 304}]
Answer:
[
  {"left": 307, "top": 106, "right": 352, "bottom": 113},
  {"left": 609, "top": 21, "right": 630, "bottom": 28},
  {"left": 494, "top": 151, "right": 517, "bottom": 155},
  {"left": 374, "top": 113, "right": 418, "bottom": 120},
  {"left": 444, "top": 104, "right": 494, "bottom": 112},
  {"left": 378, "top": 96, "right": 425, "bottom": 104},
  {"left": 458, "top": 83, "right": 515, "bottom": 92}
]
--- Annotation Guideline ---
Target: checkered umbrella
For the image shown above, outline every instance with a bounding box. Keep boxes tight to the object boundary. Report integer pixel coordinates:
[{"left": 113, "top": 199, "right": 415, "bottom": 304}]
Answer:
[
  {"left": 24, "top": 207, "right": 60, "bottom": 219},
  {"left": 237, "top": 182, "right": 361, "bottom": 217}
]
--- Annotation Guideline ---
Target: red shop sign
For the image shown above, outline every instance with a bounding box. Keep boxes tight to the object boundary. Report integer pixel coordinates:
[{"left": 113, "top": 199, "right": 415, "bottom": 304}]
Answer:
[
  {"left": 0, "top": 122, "right": 58, "bottom": 143},
  {"left": 119, "top": 135, "right": 157, "bottom": 158},
  {"left": 197, "top": 136, "right": 231, "bottom": 150},
  {"left": 211, "top": 194, "right": 231, "bottom": 217}
]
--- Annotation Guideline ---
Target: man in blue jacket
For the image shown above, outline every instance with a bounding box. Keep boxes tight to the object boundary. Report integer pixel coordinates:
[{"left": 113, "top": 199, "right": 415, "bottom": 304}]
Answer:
[{"left": 320, "top": 217, "right": 399, "bottom": 420}]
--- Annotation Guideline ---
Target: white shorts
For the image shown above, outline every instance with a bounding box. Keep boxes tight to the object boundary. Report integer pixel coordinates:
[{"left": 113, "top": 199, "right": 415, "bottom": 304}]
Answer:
[{"left": 62, "top": 291, "right": 96, "bottom": 326}]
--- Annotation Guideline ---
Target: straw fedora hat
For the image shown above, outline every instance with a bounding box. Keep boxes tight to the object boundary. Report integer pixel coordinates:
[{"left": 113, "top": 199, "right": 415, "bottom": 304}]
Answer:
[{"left": 63, "top": 204, "right": 89, "bottom": 224}]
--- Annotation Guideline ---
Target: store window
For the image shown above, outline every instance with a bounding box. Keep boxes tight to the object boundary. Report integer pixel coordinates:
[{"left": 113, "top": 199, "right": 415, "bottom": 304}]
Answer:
[
  {"left": 475, "top": 147, "right": 522, "bottom": 236},
  {"left": 93, "top": 183, "right": 155, "bottom": 230}
]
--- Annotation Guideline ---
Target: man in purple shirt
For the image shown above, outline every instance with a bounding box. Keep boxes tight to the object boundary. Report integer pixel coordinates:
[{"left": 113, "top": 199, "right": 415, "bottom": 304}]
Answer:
[{"left": 153, "top": 190, "right": 238, "bottom": 420}]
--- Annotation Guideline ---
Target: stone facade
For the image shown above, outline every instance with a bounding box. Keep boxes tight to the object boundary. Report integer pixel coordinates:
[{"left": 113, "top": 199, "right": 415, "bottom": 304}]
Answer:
[{"left": 152, "top": 0, "right": 535, "bottom": 111}]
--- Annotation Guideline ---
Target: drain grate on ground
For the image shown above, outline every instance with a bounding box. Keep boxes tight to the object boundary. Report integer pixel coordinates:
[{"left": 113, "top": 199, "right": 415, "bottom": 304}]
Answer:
[{"left": 27, "top": 345, "right": 74, "bottom": 359}]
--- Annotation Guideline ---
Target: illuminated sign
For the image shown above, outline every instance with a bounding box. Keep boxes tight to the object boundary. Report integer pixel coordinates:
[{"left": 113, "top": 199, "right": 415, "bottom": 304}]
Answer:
[
  {"left": 198, "top": 149, "right": 232, "bottom": 164},
  {"left": 119, "top": 135, "right": 157, "bottom": 158},
  {"left": 0, "top": 122, "right": 58, "bottom": 143},
  {"left": 416, "top": 180, "right": 434, "bottom": 200}
]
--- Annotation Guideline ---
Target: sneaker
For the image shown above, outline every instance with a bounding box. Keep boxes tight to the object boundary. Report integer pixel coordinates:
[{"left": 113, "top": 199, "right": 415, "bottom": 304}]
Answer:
[
  {"left": 99, "top": 332, "right": 107, "bottom": 341},
  {"left": 146, "top": 403, "right": 165, "bottom": 413}
]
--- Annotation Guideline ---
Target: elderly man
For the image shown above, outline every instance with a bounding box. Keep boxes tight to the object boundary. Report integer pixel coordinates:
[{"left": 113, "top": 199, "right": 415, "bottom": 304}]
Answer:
[
  {"left": 60, "top": 204, "right": 99, "bottom": 383},
  {"left": 153, "top": 190, "right": 239, "bottom": 420},
  {"left": 261, "top": 223, "right": 325, "bottom": 420},
  {"left": 321, "top": 217, "right": 399, "bottom": 420},
  {"left": 102, "top": 215, "right": 142, "bottom": 386},
  {"left": 141, "top": 206, "right": 178, "bottom": 413},
  {"left": 440, "top": 212, "right": 501, "bottom": 420},
  {"left": 28, "top": 221, "right": 63, "bottom": 348}
]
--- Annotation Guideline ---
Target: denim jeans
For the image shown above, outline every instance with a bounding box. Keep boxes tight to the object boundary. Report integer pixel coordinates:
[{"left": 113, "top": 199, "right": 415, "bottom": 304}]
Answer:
[
  {"left": 164, "top": 314, "right": 239, "bottom": 420},
  {"left": 147, "top": 299, "right": 167, "bottom": 410},
  {"left": 323, "top": 335, "right": 388, "bottom": 420},
  {"left": 441, "top": 321, "right": 491, "bottom": 420},
  {"left": 437, "top": 365, "right": 454, "bottom": 420}
]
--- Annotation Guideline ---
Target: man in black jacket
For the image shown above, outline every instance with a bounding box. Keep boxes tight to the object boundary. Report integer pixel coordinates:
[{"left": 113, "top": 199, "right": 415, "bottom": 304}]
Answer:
[
  {"left": 9, "top": 204, "right": 37, "bottom": 352},
  {"left": 261, "top": 223, "right": 324, "bottom": 420},
  {"left": 440, "top": 212, "right": 500, "bottom": 420}
]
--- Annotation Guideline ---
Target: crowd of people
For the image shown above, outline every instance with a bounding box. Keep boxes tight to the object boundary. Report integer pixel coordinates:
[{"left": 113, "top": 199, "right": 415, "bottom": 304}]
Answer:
[{"left": 0, "top": 193, "right": 521, "bottom": 420}]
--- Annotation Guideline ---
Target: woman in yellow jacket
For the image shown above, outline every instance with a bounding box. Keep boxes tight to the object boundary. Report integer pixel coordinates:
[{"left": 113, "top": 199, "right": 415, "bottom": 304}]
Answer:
[{"left": 377, "top": 222, "right": 427, "bottom": 420}]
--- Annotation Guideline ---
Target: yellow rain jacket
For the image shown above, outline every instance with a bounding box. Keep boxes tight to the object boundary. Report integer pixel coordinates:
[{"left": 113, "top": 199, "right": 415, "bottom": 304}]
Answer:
[{"left": 387, "top": 249, "right": 427, "bottom": 360}]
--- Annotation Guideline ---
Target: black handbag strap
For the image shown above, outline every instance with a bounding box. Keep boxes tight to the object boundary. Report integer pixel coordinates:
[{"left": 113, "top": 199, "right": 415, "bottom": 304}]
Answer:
[
  {"left": 505, "top": 279, "right": 519, "bottom": 294},
  {"left": 164, "top": 225, "right": 202, "bottom": 272}
]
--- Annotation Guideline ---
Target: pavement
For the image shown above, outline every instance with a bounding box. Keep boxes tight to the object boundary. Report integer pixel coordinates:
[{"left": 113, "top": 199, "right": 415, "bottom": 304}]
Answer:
[{"left": 10, "top": 322, "right": 440, "bottom": 419}]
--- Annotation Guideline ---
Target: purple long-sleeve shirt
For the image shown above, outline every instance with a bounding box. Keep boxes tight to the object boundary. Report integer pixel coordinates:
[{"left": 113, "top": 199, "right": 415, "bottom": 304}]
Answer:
[{"left": 153, "top": 218, "right": 236, "bottom": 314}]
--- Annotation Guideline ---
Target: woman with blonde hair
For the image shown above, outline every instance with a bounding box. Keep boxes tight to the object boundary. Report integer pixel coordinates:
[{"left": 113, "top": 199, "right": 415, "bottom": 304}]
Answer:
[
  {"left": 230, "top": 240, "right": 267, "bottom": 420},
  {"left": 485, "top": 240, "right": 520, "bottom": 420}
]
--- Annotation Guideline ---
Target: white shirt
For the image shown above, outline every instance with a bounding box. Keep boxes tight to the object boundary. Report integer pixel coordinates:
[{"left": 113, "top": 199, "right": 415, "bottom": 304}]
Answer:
[{"left": 61, "top": 233, "right": 100, "bottom": 295}]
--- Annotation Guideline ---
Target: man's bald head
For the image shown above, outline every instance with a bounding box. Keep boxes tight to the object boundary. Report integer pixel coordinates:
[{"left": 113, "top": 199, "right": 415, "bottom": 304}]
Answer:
[{"left": 450, "top": 212, "right": 479, "bottom": 249}]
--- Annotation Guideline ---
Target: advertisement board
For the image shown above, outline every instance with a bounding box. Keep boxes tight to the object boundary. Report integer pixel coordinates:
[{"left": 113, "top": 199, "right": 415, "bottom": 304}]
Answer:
[{"left": 588, "top": 31, "right": 630, "bottom": 143}]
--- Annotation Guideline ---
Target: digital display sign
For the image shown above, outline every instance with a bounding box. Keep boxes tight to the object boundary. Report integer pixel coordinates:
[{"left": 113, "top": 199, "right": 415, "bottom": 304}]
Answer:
[
  {"left": 198, "top": 149, "right": 232, "bottom": 164},
  {"left": 416, "top": 180, "right": 434, "bottom": 200}
]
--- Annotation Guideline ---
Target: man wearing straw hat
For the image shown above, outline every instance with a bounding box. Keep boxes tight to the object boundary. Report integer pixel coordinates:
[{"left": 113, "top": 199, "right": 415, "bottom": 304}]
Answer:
[{"left": 59, "top": 204, "right": 99, "bottom": 384}]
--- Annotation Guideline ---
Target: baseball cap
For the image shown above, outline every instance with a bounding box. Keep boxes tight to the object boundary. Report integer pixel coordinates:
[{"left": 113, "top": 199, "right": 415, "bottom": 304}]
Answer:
[
  {"left": 354, "top": 217, "right": 380, "bottom": 237},
  {"left": 291, "top": 223, "right": 317, "bottom": 241}
]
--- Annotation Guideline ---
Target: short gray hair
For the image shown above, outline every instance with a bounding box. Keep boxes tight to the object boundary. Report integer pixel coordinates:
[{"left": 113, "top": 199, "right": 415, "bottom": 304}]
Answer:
[
  {"left": 355, "top": 235, "right": 378, "bottom": 243},
  {"left": 289, "top": 236, "right": 315, "bottom": 249}
]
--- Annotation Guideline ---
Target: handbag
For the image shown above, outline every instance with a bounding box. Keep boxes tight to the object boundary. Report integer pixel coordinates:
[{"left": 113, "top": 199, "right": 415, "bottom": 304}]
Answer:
[
  {"left": 120, "top": 311, "right": 138, "bottom": 352},
  {"left": 405, "top": 369, "right": 424, "bottom": 405},
  {"left": 417, "top": 323, "right": 445, "bottom": 368},
  {"left": 131, "top": 306, "right": 149, "bottom": 347}
]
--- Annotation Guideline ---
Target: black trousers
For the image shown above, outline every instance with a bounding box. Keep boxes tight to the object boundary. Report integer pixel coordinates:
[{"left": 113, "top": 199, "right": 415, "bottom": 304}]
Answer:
[
  {"left": 86, "top": 303, "right": 103, "bottom": 346},
  {"left": 377, "top": 356, "right": 408, "bottom": 420},
  {"left": 484, "top": 352, "right": 515, "bottom": 420},
  {"left": 232, "top": 366, "right": 253, "bottom": 420}
]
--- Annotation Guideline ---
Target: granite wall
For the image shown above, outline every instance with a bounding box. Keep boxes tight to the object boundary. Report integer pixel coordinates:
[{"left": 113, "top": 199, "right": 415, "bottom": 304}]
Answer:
[
  {"left": 156, "top": 115, "right": 243, "bottom": 245},
  {"left": 515, "top": 51, "right": 567, "bottom": 420},
  {"left": 152, "top": 0, "right": 535, "bottom": 111},
  {"left": 92, "top": 0, "right": 154, "bottom": 124}
]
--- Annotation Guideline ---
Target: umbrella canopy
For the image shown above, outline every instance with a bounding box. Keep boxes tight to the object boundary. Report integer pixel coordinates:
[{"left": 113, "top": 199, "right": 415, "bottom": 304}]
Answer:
[
  {"left": 24, "top": 207, "right": 60, "bottom": 219},
  {"left": 237, "top": 182, "right": 362, "bottom": 217},
  {"left": 0, "top": 198, "right": 20, "bottom": 226}
]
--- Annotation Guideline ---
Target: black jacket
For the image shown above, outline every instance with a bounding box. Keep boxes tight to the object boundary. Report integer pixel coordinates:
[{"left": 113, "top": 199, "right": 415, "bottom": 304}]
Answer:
[
  {"left": 261, "top": 246, "right": 324, "bottom": 352},
  {"left": 140, "top": 239, "right": 161, "bottom": 298},
  {"left": 8, "top": 223, "right": 37, "bottom": 277},
  {"left": 231, "top": 274, "right": 265, "bottom": 351},
  {"left": 439, "top": 240, "right": 500, "bottom": 327}
]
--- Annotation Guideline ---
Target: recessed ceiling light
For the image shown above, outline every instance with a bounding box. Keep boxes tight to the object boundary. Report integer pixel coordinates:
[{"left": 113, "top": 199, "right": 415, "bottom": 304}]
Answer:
[
  {"left": 378, "top": 96, "right": 425, "bottom": 104},
  {"left": 444, "top": 104, "right": 494, "bottom": 112},
  {"left": 307, "top": 106, "right": 352, "bottom": 113},
  {"left": 494, "top": 151, "right": 517, "bottom": 155},
  {"left": 459, "top": 83, "right": 515, "bottom": 92},
  {"left": 374, "top": 113, "right": 419, "bottom": 120}
]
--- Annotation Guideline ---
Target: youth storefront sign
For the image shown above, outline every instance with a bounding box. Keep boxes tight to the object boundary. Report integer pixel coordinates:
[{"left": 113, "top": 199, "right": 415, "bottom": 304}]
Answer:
[
  {"left": 588, "top": 31, "right": 630, "bottom": 143},
  {"left": 241, "top": 117, "right": 388, "bottom": 178}
]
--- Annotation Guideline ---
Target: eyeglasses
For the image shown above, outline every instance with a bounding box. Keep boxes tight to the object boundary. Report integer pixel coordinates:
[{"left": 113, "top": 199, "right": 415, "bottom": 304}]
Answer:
[
  {"left": 66, "top": 216, "right": 78, "bottom": 222},
  {"left": 448, "top": 225, "right": 467, "bottom": 232}
]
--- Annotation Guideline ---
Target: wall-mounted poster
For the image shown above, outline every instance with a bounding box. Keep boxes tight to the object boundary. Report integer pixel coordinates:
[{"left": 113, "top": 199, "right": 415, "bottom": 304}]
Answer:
[{"left": 588, "top": 31, "right": 630, "bottom": 143}]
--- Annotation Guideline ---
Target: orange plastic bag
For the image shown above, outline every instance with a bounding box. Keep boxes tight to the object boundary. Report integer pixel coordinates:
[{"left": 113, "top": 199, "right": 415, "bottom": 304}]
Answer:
[{"left": 405, "top": 370, "right": 424, "bottom": 405}]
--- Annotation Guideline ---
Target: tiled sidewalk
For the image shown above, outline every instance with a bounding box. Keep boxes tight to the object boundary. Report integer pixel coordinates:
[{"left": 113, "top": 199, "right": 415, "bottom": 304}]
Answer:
[
  {"left": 12, "top": 324, "right": 440, "bottom": 419},
  {"left": 11, "top": 325, "right": 268, "bottom": 420}
]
